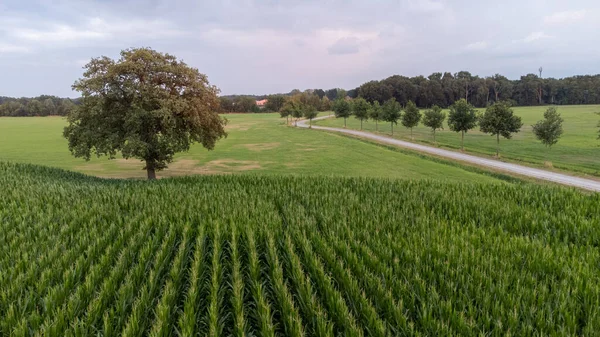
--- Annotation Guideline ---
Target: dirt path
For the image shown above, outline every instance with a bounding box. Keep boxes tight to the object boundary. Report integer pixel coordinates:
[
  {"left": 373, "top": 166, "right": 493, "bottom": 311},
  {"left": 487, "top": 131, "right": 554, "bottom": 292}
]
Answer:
[{"left": 298, "top": 116, "right": 600, "bottom": 192}]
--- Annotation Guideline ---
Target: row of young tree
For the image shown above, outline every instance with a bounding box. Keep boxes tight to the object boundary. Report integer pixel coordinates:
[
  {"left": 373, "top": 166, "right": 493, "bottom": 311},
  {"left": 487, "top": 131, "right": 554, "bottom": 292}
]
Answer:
[
  {"left": 356, "top": 72, "right": 600, "bottom": 108},
  {"left": 0, "top": 96, "right": 78, "bottom": 117},
  {"left": 329, "top": 97, "right": 564, "bottom": 156}
]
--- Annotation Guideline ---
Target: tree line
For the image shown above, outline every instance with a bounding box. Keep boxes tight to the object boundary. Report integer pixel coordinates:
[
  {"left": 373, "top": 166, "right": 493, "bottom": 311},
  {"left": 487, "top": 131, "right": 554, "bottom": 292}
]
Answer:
[
  {"left": 356, "top": 72, "right": 600, "bottom": 108},
  {"left": 218, "top": 89, "right": 348, "bottom": 113},
  {"left": 0, "top": 96, "right": 78, "bottom": 117},
  {"left": 317, "top": 96, "right": 564, "bottom": 157},
  {"left": 222, "top": 71, "right": 600, "bottom": 112}
]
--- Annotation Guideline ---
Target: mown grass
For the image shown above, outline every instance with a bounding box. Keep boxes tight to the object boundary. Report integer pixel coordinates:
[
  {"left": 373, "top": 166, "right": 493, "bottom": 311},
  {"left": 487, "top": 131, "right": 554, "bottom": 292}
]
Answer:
[
  {"left": 1, "top": 162, "right": 598, "bottom": 336},
  {"left": 0, "top": 113, "right": 501, "bottom": 183},
  {"left": 316, "top": 105, "right": 600, "bottom": 176}
]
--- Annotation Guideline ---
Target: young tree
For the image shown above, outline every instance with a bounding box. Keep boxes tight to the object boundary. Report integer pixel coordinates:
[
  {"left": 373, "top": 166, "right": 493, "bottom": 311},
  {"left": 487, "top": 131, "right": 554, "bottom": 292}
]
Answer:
[
  {"left": 279, "top": 106, "right": 291, "bottom": 125},
  {"left": 531, "top": 107, "right": 564, "bottom": 148},
  {"left": 352, "top": 97, "right": 371, "bottom": 130},
  {"left": 382, "top": 98, "right": 402, "bottom": 135},
  {"left": 448, "top": 98, "right": 478, "bottom": 151},
  {"left": 283, "top": 99, "right": 304, "bottom": 126},
  {"left": 63, "top": 47, "right": 227, "bottom": 180},
  {"left": 303, "top": 105, "right": 318, "bottom": 128},
  {"left": 332, "top": 98, "right": 352, "bottom": 127},
  {"left": 422, "top": 105, "right": 446, "bottom": 144},
  {"left": 479, "top": 101, "right": 523, "bottom": 157},
  {"left": 401, "top": 100, "right": 421, "bottom": 140},
  {"left": 320, "top": 96, "right": 331, "bottom": 112},
  {"left": 369, "top": 101, "right": 382, "bottom": 131},
  {"left": 597, "top": 112, "right": 600, "bottom": 140}
]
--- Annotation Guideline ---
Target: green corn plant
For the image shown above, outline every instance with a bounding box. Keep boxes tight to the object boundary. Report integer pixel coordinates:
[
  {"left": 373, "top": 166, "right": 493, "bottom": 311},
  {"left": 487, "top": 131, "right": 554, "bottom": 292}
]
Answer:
[{"left": 178, "top": 224, "right": 207, "bottom": 337}]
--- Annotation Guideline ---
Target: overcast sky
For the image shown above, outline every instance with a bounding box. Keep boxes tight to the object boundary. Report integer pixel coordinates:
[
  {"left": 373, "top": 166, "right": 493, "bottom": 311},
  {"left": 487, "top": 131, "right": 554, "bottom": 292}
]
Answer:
[{"left": 1, "top": 0, "right": 599, "bottom": 97}]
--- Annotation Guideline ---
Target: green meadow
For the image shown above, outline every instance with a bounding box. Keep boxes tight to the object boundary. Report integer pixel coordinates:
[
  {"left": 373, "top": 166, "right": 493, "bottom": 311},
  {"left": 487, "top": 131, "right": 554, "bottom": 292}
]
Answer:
[
  {"left": 316, "top": 105, "right": 600, "bottom": 176},
  {"left": 0, "top": 113, "right": 501, "bottom": 183}
]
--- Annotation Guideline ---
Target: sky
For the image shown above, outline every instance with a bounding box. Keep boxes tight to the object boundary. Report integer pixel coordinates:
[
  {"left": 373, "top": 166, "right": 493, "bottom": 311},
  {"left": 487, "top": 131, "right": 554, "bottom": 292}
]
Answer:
[{"left": 1, "top": 0, "right": 599, "bottom": 97}]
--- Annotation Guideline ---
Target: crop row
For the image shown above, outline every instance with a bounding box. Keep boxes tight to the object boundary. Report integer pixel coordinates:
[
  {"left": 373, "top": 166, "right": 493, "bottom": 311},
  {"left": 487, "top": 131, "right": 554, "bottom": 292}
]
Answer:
[{"left": 1, "top": 162, "right": 599, "bottom": 336}]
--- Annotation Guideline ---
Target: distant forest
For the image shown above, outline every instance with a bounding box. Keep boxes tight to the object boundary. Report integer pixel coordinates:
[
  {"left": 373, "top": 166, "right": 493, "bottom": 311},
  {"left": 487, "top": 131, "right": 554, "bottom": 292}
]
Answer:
[
  {"left": 222, "top": 72, "right": 600, "bottom": 112},
  {"left": 354, "top": 72, "right": 600, "bottom": 108},
  {"left": 0, "top": 96, "right": 79, "bottom": 117},
  {"left": 3, "top": 72, "right": 600, "bottom": 116}
]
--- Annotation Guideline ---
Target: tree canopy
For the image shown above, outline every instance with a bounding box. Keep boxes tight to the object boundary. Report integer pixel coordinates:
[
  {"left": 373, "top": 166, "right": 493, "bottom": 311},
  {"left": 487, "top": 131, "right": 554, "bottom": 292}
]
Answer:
[
  {"left": 401, "top": 100, "right": 421, "bottom": 139},
  {"left": 369, "top": 101, "right": 382, "bottom": 131},
  {"left": 381, "top": 98, "right": 402, "bottom": 135},
  {"left": 282, "top": 98, "right": 304, "bottom": 126},
  {"left": 63, "top": 47, "right": 227, "bottom": 180},
  {"left": 303, "top": 104, "right": 319, "bottom": 128},
  {"left": 448, "top": 98, "right": 478, "bottom": 150},
  {"left": 356, "top": 72, "right": 600, "bottom": 108},
  {"left": 532, "top": 107, "right": 564, "bottom": 148},
  {"left": 333, "top": 98, "right": 352, "bottom": 127},
  {"left": 422, "top": 105, "right": 446, "bottom": 143},
  {"left": 352, "top": 97, "right": 371, "bottom": 130},
  {"left": 479, "top": 101, "right": 523, "bottom": 156},
  {"left": 0, "top": 96, "right": 76, "bottom": 116},
  {"left": 265, "top": 95, "right": 286, "bottom": 112}
]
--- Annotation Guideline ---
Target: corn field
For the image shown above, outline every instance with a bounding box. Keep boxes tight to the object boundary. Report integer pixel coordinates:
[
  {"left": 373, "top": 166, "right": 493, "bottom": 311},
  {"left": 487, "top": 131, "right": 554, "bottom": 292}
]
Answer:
[{"left": 1, "top": 162, "right": 599, "bottom": 336}]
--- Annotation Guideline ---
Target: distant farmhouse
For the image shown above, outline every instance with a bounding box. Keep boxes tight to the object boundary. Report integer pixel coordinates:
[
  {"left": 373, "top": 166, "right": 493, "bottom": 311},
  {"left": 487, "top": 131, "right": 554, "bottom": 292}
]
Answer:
[{"left": 256, "top": 99, "right": 268, "bottom": 108}]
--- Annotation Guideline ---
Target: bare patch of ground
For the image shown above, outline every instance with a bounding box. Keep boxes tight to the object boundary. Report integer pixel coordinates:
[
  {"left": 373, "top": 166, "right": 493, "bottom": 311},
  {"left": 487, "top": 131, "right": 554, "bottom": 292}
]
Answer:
[
  {"left": 243, "top": 142, "right": 280, "bottom": 152},
  {"left": 198, "top": 159, "right": 262, "bottom": 173},
  {"left": 225, "top": 122, "right": 256, "bottom": 131},
  {"left": 76, "top": 158, "right": 264, "bottom": 178}
]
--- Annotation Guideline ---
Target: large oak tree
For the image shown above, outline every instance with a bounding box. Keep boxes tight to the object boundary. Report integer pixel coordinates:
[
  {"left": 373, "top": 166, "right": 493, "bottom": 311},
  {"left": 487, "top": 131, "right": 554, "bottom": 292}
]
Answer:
[{"left": 64, "top": 48, "right": 227, "bottom": 179}]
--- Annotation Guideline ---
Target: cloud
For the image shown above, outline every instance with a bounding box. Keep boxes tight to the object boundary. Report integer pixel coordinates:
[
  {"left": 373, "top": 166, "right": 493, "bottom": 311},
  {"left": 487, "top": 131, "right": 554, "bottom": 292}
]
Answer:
[
  {"left": 544, "top": 10, "right": 586, "bottom": 24},
  {"left": 0, "top": 43, "right": 30, "bottom": 53},
  {"left": 465, "top": 41, "right": 488, "bottom": 51},
  {"left": 405, "top": 0, "right": 445, "bottom": 12},
  {"left": 328, "top": 37, "right": 361, "bottom": 55},
  {"left": 14, "top": 25, "right": 105, "bottom": 42},
  {"left": 2, "top": 0, "right": 600, "bottom": 97},
  {"left": 3, "top": 16, "right": 185, "bottom": 49},
  {"left": 522, "top": 31, "right": 553, "bottom": 43}
]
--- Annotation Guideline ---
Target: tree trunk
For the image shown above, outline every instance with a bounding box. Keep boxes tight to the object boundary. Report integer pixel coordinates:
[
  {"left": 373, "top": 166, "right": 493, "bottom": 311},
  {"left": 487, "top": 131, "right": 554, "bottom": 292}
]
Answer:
[
  {"left": 433, "top": 129, "right": 436, "bottom": 144},
  {"left": 410, "top": 127, "right": 413, "bottom": 140},
  {"left": 376, "top": 120, "right": 378, "bottom": 131},
  {"left": 360, "top": 119, "right": 363, "bottom": 130},
  {"left": 496, "top": 133, "right": 500, "bottom": 157},
  {"left": 344, "top": 117, "right": 347, "bottom": 128},
  {"left": 391, "top": 123, "right": 394, "bottom": 135},
  {"left": 309, "top": 118, "right": 312, "bottom": 128},
  {"left": 461, "top": 131, "right": 465, "bottom": 151},
  {"left": 146, "top": 160, "right": 156, "bottom": 180}
]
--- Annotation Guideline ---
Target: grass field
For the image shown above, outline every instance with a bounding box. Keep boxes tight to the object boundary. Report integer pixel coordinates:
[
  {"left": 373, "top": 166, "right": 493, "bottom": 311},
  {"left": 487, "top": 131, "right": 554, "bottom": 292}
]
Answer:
[
  {"left": 1, "top": 162, "right": 599, "bottom": 336},
  {"left": 316, "top": 105, "right": 600, "bottom": 176},
  {"left": 0, "top": 113, "right": 503, "bottom": 183}
]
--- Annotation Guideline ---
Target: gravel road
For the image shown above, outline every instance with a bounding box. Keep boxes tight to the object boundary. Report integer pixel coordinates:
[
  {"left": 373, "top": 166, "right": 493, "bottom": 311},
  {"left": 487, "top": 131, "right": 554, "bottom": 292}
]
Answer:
[{"left": 298, "top": 116, "right": 600, "bottom": 192}]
